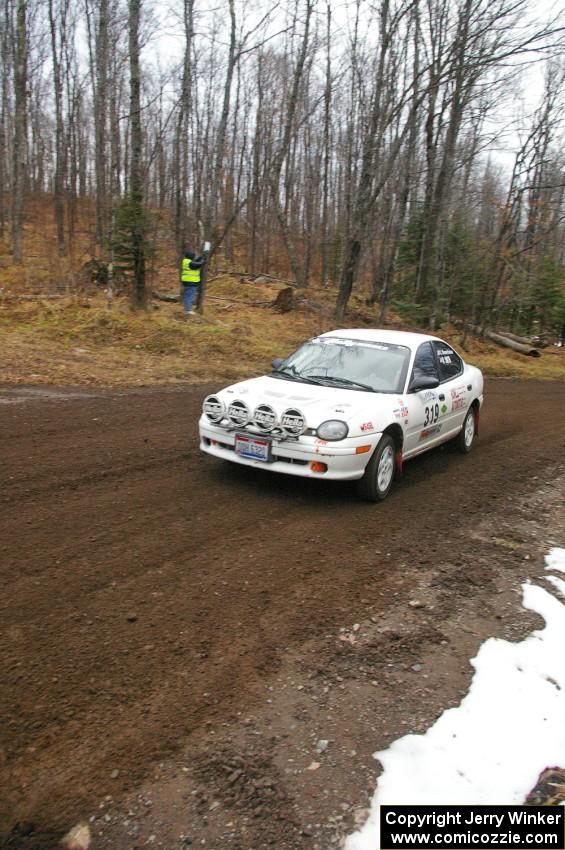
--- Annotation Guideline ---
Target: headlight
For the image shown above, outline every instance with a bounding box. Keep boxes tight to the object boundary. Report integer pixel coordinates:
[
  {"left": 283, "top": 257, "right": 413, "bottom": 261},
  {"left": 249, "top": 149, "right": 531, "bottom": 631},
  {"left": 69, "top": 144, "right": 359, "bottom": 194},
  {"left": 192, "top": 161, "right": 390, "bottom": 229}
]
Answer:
[{"left": 316, "top": 420, "right": 348, "bottom": 441}]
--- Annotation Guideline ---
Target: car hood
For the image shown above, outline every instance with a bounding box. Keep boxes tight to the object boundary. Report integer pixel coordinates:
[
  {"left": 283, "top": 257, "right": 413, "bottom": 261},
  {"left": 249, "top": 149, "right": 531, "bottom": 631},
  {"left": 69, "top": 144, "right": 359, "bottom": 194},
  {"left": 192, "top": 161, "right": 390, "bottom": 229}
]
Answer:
[{"left": 217, "top": 375, "right": 391, "bottom": 427}]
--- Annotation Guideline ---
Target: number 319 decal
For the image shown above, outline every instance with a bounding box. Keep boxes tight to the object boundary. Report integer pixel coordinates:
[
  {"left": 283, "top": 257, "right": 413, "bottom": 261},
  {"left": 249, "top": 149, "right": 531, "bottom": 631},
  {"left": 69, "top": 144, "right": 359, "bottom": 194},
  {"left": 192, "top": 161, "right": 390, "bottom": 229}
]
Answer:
[{"left": 423, "top": 403, "right": 440, "bottom": 426}]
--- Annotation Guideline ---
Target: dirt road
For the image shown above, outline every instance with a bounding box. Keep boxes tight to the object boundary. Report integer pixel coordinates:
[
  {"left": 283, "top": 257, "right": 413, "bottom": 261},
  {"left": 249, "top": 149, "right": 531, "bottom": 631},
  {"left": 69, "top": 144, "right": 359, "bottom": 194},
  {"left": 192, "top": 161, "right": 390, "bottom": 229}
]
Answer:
[{"left": 1, "top": 379, "right": 564, "bottom": 850}]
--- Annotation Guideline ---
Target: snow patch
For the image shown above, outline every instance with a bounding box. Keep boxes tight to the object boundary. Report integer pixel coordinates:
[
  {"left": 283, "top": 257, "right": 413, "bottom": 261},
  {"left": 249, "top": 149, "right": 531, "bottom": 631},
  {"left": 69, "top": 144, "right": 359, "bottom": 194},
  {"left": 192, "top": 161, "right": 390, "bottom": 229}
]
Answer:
[{"left": 345, "top": 547, "right": 565, "bottom": 850}]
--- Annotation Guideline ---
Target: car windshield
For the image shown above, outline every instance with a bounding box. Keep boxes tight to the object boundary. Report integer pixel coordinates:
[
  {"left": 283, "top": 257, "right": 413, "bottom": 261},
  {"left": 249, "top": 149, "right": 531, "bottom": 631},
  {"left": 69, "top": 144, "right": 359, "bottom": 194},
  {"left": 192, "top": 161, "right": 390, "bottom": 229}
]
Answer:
[{"left": 272, "top": 338, "right": 411, "bottom": 394}]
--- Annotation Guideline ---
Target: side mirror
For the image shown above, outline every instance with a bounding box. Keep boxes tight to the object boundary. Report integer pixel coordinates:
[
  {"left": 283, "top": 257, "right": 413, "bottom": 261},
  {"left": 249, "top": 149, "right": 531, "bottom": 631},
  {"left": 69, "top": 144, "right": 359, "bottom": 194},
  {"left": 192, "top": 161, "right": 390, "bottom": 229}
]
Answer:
[
  {"left": 271, "top": 358, "right": 284, "bottom": 370},
  {"left": 408, "top": 374, "right": 440, "bottom": 393}
]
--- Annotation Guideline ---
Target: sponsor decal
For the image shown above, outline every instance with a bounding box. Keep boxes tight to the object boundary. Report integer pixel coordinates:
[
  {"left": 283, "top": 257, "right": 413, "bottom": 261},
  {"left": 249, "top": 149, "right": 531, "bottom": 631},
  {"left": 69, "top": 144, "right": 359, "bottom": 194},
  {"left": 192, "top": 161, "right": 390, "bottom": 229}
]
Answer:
[
  {"left": 451, "top": 385, "right": 466, "bottom": 412},
  {"left": 315, "top": 438, "right": 328, "bottom": 445},
  {"left": 360, "top": 421, "right": 374, "bottom": 432},
  {"left": 441, "top": 403, "right": 448, "bottom": 414},
  {"left": 393, "top": 398, "right": 409, "bottom": 419},
  {"left": 420, "top": 424, "right": 442, "bottom": 440},
  {"left": 420, "top": 390, "right": 437, "bottom": 403}
]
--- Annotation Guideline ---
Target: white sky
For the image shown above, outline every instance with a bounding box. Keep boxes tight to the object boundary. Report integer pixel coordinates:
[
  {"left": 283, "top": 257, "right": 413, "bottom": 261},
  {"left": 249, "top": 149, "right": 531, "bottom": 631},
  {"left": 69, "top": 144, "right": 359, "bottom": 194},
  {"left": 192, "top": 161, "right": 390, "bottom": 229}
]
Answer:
[{"left": 345, "top": 547, "right": 565, "bottom": 849}]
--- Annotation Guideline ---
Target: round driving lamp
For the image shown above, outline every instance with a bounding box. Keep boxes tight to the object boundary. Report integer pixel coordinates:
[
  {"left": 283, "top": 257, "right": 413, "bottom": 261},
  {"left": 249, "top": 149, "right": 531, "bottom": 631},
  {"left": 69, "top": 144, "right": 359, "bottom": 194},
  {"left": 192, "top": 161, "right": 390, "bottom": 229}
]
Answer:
[{"left": 203, "top": 395, "right": 225, "bottom": 423}]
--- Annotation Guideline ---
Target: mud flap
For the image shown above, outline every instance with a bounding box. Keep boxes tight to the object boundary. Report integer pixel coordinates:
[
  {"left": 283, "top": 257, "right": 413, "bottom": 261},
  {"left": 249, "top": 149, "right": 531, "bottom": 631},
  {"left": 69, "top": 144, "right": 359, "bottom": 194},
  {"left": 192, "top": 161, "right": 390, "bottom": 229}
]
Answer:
[{"left": 394, "top": 449, "right": 403, "bottom": 480}]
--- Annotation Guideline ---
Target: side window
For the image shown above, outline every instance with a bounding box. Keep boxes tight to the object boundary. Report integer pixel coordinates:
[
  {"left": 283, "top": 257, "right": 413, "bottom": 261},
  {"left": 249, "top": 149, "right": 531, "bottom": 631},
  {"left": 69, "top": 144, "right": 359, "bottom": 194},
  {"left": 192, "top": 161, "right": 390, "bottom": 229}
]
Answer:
[
  {"left": 432, "top": 341, "right": 463, "bottom": 382},
  {"left": 412, "top": 342, "right": 439, "bottom": 381}
]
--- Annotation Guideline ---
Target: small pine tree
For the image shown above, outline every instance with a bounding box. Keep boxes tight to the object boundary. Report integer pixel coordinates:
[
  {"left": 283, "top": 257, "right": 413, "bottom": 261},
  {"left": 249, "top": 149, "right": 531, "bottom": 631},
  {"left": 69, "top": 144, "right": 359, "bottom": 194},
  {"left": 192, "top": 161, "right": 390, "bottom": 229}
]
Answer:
[
  {"left": 111, "top": 197, "right": 155, "bottom": 305},
  {"left": 528, "top": 252, "right": 564, "bottom": 336}
]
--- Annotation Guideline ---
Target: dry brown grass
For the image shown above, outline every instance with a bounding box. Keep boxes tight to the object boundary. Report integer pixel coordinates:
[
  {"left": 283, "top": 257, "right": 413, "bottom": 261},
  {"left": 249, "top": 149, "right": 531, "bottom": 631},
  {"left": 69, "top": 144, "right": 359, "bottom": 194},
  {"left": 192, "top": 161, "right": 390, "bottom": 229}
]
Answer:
[
  {"left": 1, "top": 280, "right": 564, "bottom": 388},
  {"left": 1, "top": 198, "right": 564, "bottom": 388},
  {"left": 0, "top": 277, "right": 334, "bottom": 386}
]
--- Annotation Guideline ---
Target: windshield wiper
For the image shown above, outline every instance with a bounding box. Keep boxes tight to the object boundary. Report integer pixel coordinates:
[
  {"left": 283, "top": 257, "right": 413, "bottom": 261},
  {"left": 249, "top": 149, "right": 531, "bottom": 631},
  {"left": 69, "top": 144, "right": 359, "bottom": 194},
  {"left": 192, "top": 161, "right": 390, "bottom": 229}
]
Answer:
[
  {"left": 270, "top": 368, "right": 302, "bottom": 382},
  {"left": 305, "top": 375, "right": 375, "bottom": 392},
  {"left": 270, "top": 367, "right": 325, "bottom": 385}
]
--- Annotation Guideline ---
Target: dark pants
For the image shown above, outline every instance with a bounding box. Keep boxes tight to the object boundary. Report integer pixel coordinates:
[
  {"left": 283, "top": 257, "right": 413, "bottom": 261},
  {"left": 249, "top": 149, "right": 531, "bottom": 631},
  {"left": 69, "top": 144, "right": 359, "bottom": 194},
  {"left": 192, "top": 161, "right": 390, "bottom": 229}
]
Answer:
[{"left": 182, "top": 284, "right": 199, "bottom": 312}]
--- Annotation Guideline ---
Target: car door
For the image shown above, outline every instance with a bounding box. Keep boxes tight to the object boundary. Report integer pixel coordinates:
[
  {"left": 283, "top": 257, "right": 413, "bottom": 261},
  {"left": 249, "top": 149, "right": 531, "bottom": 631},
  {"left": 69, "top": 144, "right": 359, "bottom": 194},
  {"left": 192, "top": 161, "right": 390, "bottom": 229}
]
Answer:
[
  {"left": 430, "top": 340, "right": 470, "bottom": 436},
  {"left": 403, "top": 341, "right": 445, "bottom": 457}
]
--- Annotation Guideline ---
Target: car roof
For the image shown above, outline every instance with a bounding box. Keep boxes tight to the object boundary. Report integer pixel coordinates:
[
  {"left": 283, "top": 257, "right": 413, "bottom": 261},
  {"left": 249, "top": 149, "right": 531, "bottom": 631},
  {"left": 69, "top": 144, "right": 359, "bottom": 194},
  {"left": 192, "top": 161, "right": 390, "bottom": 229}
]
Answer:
[{"left": 319, "top": 328, "right": 441, "bottom": 348}]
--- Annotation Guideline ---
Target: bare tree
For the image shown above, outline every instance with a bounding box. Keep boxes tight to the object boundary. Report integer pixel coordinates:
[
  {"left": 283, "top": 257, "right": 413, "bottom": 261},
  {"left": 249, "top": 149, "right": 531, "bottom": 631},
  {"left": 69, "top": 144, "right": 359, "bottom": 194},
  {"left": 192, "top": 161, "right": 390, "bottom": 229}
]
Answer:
[
  {"left": 335, "top": 0, "right": 421, "bottom": 320},
  {"left": 128, "top": 0, "right": 147, "bottom": 309},
  {"left": 484, "top": 59, "right": 565, "bottom": 328},
  {"left": 413, "top": 0, "right": 564, "bottom": 316},
  {"left": 268, "top": 0, "right": 315, "bottom": 288},
  {"left": 173, "top": 0, "right": 195, "bottom": 256},
  {"left": 319, "top": 1, "right": 333, "bottom": 287},
  {"left": 2, "top": 0, "right": 563, "bottom": 326},
  {"left": 11, "top": 0, "right": 27, "bottom": 262},
  {"left": 0, "top": 2, "right": 11, "bottom": 240},
  {"left": 85, "top": 0, "right": 111, "bottom": 248},
  {"left": 48, "top": 0, "right": 68, "bottom": 256}
]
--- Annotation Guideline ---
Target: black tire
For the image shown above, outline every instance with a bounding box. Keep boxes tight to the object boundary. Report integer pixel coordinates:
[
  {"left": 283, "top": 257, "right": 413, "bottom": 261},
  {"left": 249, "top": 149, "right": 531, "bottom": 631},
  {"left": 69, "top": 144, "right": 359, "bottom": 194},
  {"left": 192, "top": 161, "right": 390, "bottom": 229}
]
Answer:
[
  {"left": 457, "top": 406, "right": 476, "bottom": 454},
  {"left": 357, "top": 434, "right": 396, "bottom": 502}
]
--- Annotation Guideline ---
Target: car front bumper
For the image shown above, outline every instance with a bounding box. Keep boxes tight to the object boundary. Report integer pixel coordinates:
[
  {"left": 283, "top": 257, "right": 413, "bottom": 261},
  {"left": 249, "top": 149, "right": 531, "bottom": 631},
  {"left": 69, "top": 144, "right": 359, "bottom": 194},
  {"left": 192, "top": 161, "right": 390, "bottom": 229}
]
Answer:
[{"left": 199, "top": 419, "right": 381, "bottom": 481}]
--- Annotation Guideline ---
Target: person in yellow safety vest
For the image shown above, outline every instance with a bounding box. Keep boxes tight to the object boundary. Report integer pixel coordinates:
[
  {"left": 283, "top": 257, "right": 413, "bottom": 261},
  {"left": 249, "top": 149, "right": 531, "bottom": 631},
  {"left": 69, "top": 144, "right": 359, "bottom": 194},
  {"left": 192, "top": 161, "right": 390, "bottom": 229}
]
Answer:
[{"left": 180, "top": 250, "right": 207, "bottom": 315}]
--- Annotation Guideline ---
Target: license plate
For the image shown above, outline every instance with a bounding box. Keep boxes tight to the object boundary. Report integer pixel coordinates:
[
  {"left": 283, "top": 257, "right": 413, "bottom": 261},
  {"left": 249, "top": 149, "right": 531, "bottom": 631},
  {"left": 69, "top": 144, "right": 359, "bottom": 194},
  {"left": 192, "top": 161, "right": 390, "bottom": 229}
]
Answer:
[{"left": 235, "top": 433, "right": 271, "bottom": 462}]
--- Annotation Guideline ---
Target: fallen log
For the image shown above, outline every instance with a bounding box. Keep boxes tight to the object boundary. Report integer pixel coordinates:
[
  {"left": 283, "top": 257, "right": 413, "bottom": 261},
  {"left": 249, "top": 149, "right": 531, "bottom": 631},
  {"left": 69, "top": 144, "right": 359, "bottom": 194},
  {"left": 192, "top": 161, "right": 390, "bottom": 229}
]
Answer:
[
  {"left": 496, "top": 331, "right": 535, "bottom": 346},
  {"left": 214, "top": 269, "right": 295, "bottom": 286},
  {"left": 484, "top": 330, "right": 541, "bottom": 357},
  {"left": 0, "top": 292, "right": 66, "bottom": 300},
  {"left": 454, "top": 320, "right": 543, "bottom": 357},
  {"left": 206, "top": 295, "right": 272, "bottom": 306},
  {"left": 152, "top": 290, "right": 180, "bottom": 303}
]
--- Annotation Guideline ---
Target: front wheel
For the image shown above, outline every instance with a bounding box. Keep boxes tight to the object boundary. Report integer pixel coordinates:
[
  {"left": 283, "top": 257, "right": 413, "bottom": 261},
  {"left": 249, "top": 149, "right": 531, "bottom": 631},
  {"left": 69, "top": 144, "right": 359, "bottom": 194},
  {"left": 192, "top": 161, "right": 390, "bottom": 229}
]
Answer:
[
  {"left": 457, "top": 406, "right": 476, "bottom": 454},
  {"left": 357, "top": 434, "right": 396, "bottom": 502}
]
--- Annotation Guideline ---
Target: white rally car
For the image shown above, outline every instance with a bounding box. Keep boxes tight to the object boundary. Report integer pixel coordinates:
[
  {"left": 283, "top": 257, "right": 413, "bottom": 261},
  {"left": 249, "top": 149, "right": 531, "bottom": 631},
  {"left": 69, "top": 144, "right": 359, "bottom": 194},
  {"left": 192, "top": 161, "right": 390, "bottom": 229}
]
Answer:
[{"left": 199, "top": 329, "right": 484, "bottom": 501}]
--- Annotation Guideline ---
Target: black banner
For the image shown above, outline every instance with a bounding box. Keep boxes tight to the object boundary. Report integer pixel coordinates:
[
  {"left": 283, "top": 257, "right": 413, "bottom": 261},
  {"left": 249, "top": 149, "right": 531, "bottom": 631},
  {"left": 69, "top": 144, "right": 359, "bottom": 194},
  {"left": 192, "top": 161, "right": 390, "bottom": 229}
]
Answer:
[{"left": 380, "top": 806, "right": 565, "bottom": 850}]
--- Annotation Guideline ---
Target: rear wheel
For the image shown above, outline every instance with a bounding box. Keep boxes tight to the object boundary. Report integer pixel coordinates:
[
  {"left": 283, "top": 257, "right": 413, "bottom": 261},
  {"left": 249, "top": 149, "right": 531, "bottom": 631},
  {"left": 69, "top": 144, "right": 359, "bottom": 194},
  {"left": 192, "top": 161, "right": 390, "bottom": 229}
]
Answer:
[
  {"left": 357, "top": 434, "right": 396, "bottom": 502},
  {"left": 457, "top": 406, "right": 475, "bottom": 453}
]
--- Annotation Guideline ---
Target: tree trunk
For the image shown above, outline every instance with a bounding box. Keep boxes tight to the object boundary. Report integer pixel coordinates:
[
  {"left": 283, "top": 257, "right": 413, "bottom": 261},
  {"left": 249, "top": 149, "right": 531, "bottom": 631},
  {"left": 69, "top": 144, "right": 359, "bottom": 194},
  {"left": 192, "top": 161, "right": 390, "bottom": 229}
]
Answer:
[
  {"left": 94, "top": 0, "right": 109, "bottom": 247},
  {"left": 173, "top": 0, "right": 194, "bottom": 256},
  {"left": 11, "top": 0, "right": 27, "bottom": 262},
  {"left": 48, "top": 0, "right": 67, "bottom": 257},
  {"left": 0, "top": 3, "right": 8, "bottom": 239},
  {"left": 320, "top": 1, "right": 332, "bottom": 287},
  {"left": 268, "top": 0, "right": 314, "bottom": 288},
  {"left": 128, "top": 0, "right": 147, "bottom": 309},
  {"left": 335, "top": 0, "right": 420, "bottom": 320},
  {"left": 248, "top": 56, "right": 264, "bottom": 274}
]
